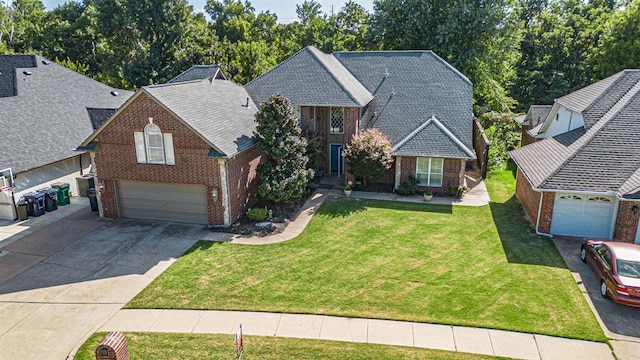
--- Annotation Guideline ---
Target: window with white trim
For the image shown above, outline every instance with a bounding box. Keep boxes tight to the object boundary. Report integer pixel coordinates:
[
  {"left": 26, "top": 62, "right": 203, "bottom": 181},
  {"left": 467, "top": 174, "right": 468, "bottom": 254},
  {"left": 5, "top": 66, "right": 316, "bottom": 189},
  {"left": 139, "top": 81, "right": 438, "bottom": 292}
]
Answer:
[
  {"left": 416, "top": 157, "right": 443, "bottom": 187},
  {"left": 134, "top": 123, "right": 175, "bottom": 165},
  {"left": 330, "top": 107, "right": 344, "bottom": 134}
]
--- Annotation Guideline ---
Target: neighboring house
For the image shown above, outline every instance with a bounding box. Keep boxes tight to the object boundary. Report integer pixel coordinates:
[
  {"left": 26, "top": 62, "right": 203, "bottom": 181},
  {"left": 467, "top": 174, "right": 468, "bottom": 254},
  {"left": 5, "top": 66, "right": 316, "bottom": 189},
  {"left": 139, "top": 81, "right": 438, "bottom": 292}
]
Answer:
[
  {"left": 245, "top": 46, "right": 476, "bottom": 192},
  {"left": 509, "top": 70, "right": 640, "bottom": 242},
  {"left": 515, "top": 105, "right": 553, "bottom": 146},
  {"left": 0, "top": 55, "right": 131, "bottom": 220},
  {"left": 167, "top": 65, "right": 227, "bottom": 83},
  {"left": 79, "top": 78, "right": 262, "bottom": 226}
]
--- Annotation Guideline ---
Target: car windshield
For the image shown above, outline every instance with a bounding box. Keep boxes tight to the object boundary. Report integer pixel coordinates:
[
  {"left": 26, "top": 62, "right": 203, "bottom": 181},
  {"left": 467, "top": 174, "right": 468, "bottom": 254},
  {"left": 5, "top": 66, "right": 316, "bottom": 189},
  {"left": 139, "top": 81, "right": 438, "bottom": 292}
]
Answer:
[{"left": 617, "top": 259, "right": 640, "bottom": 279}]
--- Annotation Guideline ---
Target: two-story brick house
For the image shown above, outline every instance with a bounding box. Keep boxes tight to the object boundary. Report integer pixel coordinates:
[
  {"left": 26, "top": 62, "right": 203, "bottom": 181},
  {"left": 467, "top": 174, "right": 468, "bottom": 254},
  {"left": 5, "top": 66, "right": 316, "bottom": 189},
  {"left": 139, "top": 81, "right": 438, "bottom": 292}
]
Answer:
[{"left": 245, "top": 46, "right": 476, "bottom": 193}]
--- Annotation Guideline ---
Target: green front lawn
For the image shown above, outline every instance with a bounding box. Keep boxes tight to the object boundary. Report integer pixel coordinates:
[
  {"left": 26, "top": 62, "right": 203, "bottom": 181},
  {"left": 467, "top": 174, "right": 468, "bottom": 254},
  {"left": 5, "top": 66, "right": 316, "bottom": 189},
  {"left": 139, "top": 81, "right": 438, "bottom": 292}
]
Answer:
[
  {"left": 128, "top": 168, "right": 605, "bottom": 342},
  {"left": 75, "top": 333, "right": 502, "bottom": 360}
]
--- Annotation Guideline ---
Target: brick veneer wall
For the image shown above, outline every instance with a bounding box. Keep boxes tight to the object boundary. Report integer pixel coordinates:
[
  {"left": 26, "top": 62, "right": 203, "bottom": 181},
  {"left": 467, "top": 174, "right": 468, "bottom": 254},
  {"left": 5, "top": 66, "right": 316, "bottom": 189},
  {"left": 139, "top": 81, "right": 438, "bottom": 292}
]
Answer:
[
  {"left": 315, "top": 107, "right": 329, "bottom": 172},
  {"left": 93, "top": 92, "right": 244, "bottom": 225},
  {"left": 538, "top": 192, "right": 555, "bottom": 234},
  {"left": 396, "top": 157, "right": 462, "bottom": 191},
  {"left": 614, "top": 201, "right": 640, "bottom": 243},
  {"left": 343, "top": 107, "right": 359, "bottom": 184},
  {"left": 515, "top": 168, "right": 541, "bottom": 226},
  {"left": 521, "top": 125, "right": 537, "bottom": 146},
  {"left": 227, "top": 145, "right": 263, "bottom": 223}
]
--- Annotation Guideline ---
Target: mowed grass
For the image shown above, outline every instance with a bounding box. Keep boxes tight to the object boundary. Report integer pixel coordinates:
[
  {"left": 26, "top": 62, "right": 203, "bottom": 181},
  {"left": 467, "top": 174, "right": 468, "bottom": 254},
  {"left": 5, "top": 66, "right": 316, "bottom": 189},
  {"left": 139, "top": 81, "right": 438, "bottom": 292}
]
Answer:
[
  {"left": 75, "top": 333, "right": 503, "bottom": 360},
  {"left": 128, "top": 166, "right": 605, "bottom": 342}
]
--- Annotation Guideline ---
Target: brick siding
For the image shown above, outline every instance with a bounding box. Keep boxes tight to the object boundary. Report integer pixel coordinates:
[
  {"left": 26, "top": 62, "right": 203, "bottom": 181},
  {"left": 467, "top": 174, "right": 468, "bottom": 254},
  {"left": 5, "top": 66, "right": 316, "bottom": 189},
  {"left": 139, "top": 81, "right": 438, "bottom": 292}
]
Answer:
[
  {"left": 520, "top": 124, "right": 537, "bottom": 146},
  {"left": 515, "top": 168, "right": 541, "bottom": 226},
  {"left": 227, "top": 146, "right": 264, "bottom": 223},
  {"left": 93, "top": 92, "right": 257, "bottom": 226},
  {"left": 538, "top": 192, "right": 555, "bottom": 234},
  {"left": 614, "top": 201, "right": 640, "bottom": 243}
]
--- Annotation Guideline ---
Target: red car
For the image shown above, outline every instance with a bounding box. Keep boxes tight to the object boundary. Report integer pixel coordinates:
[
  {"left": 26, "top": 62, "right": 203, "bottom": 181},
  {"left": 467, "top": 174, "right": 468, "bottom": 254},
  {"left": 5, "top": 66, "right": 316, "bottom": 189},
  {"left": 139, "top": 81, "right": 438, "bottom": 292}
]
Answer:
[{"left": 581, "top": 240, "right": 640, "bottom": 307}]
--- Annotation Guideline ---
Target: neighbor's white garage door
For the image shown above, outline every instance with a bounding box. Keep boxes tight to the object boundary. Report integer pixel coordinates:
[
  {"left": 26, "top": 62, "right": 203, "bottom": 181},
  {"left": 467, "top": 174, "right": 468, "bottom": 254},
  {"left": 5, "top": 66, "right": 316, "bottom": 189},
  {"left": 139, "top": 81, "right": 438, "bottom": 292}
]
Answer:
[
  {"left": 116, "top": 180, "right": 207, "bottom": 224},
  {"left": 550, "top": 193, "right": 615, "bottom": 238}
]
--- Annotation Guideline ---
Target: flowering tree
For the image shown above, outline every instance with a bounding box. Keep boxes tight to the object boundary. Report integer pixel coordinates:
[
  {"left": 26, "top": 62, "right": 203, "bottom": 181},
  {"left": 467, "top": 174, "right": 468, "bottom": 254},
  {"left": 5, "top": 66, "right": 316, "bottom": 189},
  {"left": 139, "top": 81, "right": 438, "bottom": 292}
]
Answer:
[
  {"left": 253, "top": 94, "right": 314, "bottom": 203},
  {"left": 342, "top": 128, "right": 393, "bottom": 185}
]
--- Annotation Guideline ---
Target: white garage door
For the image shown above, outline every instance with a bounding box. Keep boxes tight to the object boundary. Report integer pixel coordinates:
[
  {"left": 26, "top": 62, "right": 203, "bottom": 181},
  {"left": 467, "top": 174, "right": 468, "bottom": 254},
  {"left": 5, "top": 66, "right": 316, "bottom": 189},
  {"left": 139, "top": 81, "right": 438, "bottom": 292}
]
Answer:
[
  {"left": 550, "top": 193, "right": 615, "bottom": 238},
  {"left": 116, "top": 180, "right": 207, "bottom": 224}
]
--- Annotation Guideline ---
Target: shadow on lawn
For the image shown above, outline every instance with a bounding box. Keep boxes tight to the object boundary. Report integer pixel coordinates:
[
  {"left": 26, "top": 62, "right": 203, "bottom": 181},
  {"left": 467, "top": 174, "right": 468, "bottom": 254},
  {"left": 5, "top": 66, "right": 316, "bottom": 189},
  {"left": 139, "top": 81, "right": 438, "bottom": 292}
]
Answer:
[
  {"left": 318, "top": 198, "right": 453, "bottom": 218},
  {"left": 490, "top": 195, "right": 567, "bottom": 269}
]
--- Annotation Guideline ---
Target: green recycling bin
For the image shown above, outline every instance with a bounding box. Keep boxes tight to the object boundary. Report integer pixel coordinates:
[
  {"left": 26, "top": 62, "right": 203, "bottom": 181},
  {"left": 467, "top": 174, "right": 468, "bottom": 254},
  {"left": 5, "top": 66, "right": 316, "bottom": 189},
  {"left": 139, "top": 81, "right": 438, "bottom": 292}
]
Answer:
[{"left": 51, "top": 182, "right": 70, "bottom": 206}]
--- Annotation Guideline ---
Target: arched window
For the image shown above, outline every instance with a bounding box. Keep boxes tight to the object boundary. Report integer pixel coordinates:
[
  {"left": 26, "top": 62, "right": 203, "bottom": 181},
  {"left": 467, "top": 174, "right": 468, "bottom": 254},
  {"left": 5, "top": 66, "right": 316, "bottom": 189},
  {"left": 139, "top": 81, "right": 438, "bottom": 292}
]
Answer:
[{"left": 134, "top": 121, "right": 175, "bottom": 165}]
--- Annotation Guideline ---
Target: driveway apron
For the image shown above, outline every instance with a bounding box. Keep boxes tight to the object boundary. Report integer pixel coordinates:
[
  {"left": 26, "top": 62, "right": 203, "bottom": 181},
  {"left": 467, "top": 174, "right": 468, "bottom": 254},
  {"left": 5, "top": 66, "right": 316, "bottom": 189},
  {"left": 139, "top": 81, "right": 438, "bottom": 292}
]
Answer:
[{"left": 0, "top": 207, "right": 204, "bottom": 360}]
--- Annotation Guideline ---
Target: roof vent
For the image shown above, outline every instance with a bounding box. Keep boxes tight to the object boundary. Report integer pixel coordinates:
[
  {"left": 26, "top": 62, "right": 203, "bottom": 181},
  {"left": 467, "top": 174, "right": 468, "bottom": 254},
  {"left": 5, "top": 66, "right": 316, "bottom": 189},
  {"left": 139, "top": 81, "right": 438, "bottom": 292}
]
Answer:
[
  {"left": 384, "top": 69, "right": 389, "bottom": 79},
  {"left": 23, "top": 71, "right": 32, "bottom": 76},
  {"left": 42, "top": 60, "right": 51, "bottom": 65},
  {"left": 0, "top": 71, "right": 3, "bottom": 76},
  {"left": 111, "top": 91, "right": 119, "bottom": 96}
]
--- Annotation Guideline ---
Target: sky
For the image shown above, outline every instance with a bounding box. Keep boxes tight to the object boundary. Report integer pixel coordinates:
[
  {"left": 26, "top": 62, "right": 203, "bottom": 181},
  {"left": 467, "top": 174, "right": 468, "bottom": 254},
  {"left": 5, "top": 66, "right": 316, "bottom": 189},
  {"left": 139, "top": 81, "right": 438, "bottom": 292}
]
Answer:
[{"left": 41, "top": 0, "right": 375, "bottom": 23}]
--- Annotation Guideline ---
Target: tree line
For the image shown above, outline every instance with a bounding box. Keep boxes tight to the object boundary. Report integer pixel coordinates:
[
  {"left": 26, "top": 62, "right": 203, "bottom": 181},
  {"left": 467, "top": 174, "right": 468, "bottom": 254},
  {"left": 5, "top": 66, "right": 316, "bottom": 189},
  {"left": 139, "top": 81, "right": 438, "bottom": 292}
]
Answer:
[{"left": 1, "top": 0, "right": 639, "bottom": 115}]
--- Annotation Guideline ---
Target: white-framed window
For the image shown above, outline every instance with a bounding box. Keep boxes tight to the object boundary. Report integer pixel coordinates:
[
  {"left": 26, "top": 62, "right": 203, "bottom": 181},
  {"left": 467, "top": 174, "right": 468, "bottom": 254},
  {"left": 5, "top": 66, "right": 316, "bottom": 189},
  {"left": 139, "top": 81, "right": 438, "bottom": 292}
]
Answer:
[
  {"left": 330, "top": 107, "right": 344, "bottom": 134},
  {"left": 416, "top": 157, "right": 443, "bottom": 187},
  {"left": 134, "top": 122, "right": 175, "bottom": 165}
]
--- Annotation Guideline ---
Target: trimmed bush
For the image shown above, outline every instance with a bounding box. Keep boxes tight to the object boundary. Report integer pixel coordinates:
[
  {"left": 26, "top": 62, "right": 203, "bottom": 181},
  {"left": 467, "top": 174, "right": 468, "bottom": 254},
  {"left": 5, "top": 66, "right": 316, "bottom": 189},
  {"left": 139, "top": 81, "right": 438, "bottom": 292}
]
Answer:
[{"left": 246, "top": 207, "right": 268, "bottom": 222}]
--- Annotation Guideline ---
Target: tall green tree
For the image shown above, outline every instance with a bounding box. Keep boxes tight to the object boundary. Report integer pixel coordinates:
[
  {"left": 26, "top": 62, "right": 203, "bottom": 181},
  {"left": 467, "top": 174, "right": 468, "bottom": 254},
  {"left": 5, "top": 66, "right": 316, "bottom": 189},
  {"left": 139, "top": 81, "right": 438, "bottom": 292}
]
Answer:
[
  {"left": 253, "top": 94, "right": 314, "bottom": 203},
  {"left": 369, "top": 0, "right": 520, "bottom": 114},
  {"left": 593, "top": 0, "right": 640, "bottom": 79},
  {"left": 0, "top": 0, "right": 45, "bottom": 53}
]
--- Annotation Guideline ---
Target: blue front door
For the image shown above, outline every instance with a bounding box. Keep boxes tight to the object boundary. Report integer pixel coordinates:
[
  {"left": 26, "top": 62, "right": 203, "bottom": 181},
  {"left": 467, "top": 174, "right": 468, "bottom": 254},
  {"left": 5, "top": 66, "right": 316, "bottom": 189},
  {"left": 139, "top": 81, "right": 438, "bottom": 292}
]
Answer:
[{"left": 330, "top": 144, "right": 344, "bottom": 175}]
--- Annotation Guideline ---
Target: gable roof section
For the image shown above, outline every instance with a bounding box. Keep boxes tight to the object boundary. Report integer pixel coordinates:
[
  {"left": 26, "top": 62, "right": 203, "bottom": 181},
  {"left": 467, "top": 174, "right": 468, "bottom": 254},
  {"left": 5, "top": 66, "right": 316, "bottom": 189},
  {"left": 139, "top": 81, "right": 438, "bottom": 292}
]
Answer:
[
  {"left": 526, "top": 105, "right": 552, "bottom": 127},
  {"left": 392, "top": 116, "right": 475, "bottom": 159},
  {"left": 0, "top": 55, "right": 131, "bottom": 174},
  {"left": 85, "top": 79, "right": 256, "bottom": 158},
  {"left": 334, "top": 50, "right": 473, "bottom": 156},
  {"left": 244, "top": 46, "right": 373, "bottom": 107},
  {"left": 168, "top": 65, "right": 227, "bottom": 83},
  {"left": 510, "top": 74, "right": 640, "bottom": 197}
]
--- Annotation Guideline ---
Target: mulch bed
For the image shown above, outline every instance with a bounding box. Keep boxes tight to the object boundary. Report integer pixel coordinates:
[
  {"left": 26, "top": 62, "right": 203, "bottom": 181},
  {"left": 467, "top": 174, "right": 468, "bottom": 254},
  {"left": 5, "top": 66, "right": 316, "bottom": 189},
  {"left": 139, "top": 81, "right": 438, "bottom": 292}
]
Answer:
[{"left": 208, "top": 190, "right": 314, "bottom": 237}]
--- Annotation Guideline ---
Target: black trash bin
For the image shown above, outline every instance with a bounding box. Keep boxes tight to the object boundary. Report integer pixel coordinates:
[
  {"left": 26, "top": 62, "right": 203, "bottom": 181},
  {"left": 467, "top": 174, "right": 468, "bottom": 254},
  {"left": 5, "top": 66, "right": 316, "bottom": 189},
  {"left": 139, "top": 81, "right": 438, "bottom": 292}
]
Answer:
[
  {"left": 37, "top": 188, "right": 58, "bottom": 212},
  {"left": 87, "top": 188, "right": 98, "bottom": 212},
  {"left": 16, "top": 199, "right": 28, "bottom": 220},
  {"left": 24, "top": 192, "right": 46, "bottom": 217}
]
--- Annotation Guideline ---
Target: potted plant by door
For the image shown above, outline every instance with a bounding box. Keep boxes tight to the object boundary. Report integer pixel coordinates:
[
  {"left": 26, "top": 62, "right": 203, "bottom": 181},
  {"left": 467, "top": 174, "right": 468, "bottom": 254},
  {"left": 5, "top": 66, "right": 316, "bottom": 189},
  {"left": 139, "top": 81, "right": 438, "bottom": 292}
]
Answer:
[
  {"left": 423, "top": 191, "right": 433, "bottom": 202},
  {"left": 343, "top": 181, "right": 353, "bottom": 197}
]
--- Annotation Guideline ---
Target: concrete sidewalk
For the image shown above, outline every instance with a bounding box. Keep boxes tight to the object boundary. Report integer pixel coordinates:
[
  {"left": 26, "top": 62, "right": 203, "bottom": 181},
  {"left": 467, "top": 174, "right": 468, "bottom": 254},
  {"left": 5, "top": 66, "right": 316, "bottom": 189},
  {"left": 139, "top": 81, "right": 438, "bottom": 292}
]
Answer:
[{"left": 100, "top": 309, "right": 614, "bottom": 360}]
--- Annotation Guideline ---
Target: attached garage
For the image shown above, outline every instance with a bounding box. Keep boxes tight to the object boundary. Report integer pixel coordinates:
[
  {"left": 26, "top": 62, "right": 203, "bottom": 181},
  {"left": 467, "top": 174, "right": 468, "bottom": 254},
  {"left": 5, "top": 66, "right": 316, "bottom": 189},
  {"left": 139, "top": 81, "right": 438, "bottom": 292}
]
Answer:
[
  {"left": 115, "top": 180, "right": 207, "bottom": 224},
  {"left": 550, "top": 193, "right": 616, "bottom": 238}
]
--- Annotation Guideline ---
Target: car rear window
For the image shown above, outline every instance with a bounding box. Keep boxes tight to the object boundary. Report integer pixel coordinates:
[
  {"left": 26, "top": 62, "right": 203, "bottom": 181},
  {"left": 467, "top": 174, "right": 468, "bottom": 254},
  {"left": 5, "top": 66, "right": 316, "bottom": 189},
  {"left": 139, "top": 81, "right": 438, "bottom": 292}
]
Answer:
[{"left": 617, "top": 259, "right": 640, "bottom": 279}]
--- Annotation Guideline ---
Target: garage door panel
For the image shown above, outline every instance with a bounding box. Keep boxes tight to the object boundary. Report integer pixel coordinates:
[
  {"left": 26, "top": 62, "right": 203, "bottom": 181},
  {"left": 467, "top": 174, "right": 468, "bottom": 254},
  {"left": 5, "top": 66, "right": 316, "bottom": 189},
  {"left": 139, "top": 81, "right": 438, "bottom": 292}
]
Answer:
[
  {"left": 551, "top": 193, "right": 614, "bottom": 238},
  {"left": 116, "top": 180, "right": 207, "bottom": 224}
]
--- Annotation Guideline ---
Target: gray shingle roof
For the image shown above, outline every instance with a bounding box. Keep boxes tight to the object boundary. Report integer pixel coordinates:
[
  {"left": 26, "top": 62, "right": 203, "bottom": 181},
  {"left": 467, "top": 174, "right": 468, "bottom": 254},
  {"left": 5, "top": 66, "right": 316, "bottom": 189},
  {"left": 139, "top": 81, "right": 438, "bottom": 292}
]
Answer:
[
  {"left": 334, "top": 50, "right": 473, "bottom": 157},
  {"left": 0, "top": 55, "right": 132, "bottom": 174},
  {"left": 510, "top": 70, "right": 640, "bottom": 197},
  {"left": 168, "top": 65, "right": 226, "bottom": 83},
  {"left": 0, "top": 55, "right": 37, "bottom": 98},
  {"left": 393, "top": 116, "right": 475, "bottom": 159},
  {"left": 244, "top": 46, "right": 374, "bottom": 107},
  {"left": 556, "top": 71, "right": 624, "bottom": 114},
  {"left": 526, "top": 105, "right": 552, "bottom": 127},
  {"left": 144, "top": 79, "right": 256, "bottom": 157}
]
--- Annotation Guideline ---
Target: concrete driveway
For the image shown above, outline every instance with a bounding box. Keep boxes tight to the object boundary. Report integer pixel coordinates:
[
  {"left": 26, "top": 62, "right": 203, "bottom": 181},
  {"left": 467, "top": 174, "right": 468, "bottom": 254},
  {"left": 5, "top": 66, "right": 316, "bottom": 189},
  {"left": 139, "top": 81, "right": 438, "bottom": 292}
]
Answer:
[
  {"left": 0, "top": 207, "right": 205, "bottom": 360},
  {"left": 554, "top": 237, "right": 640, "bottom": 359}
]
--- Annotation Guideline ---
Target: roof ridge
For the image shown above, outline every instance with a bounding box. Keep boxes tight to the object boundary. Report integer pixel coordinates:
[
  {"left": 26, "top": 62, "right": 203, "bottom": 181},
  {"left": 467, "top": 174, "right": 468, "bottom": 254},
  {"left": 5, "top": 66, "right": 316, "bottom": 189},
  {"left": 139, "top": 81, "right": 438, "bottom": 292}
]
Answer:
[
  {"left": 581, "top": 71, "right": 636, "bottom": 122},
  {"left": 307, "top": 47, "right": 371, "bottom": 106},
  {"left": 244, "top": 46, "right": 311, "bottom": 89},
  {"left": 392, "top": 116, "right": 434, "bottom": 152},
  {"left": 430, "top": 117, "right": 476, "bottom": 158},
  {"left": 539, "top": 78, "right": 640, "bottom": 188}
]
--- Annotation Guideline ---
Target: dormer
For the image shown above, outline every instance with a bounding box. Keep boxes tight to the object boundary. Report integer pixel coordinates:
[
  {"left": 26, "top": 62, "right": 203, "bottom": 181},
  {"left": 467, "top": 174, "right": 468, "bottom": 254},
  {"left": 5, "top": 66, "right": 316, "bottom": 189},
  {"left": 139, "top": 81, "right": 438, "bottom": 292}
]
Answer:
[{"left": 535, "top": 103, "right": 584, "bottom": 139}]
